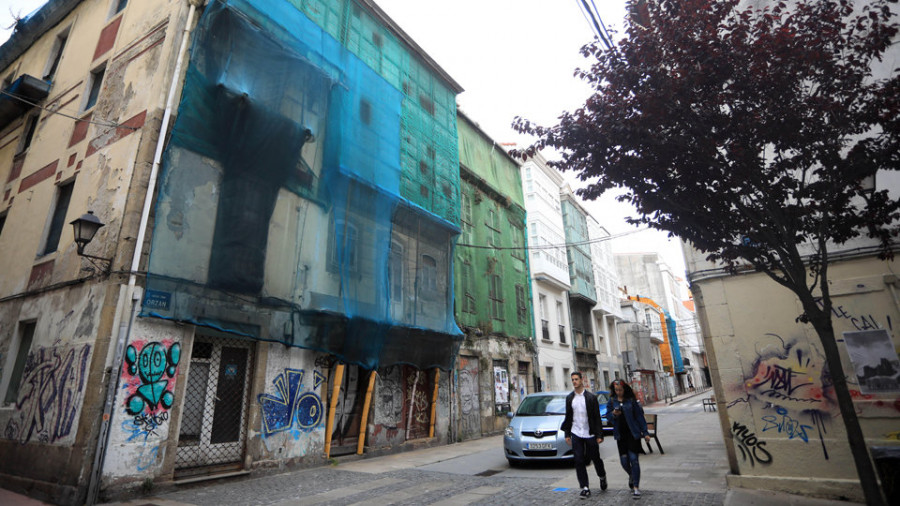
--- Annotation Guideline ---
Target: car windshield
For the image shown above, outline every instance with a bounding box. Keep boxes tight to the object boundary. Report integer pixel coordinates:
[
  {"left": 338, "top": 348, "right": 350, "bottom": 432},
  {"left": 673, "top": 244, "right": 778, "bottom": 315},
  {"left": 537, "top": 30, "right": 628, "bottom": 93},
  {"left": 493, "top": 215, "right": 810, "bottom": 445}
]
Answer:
[
  {"left": 596, "top": 392, "right": 609, "bottom": 404},
  {"left": 516, "top": 395, "right": 567, "bottom": 416}
]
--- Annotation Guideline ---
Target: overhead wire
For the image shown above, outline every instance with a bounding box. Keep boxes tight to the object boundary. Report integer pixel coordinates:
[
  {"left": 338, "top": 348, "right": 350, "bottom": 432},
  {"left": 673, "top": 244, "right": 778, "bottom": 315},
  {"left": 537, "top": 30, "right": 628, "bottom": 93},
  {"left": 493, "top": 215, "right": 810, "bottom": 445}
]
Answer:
[
  {"left": 456, "top": 226, "right": 651, "bottom": 251},
  {"left": 0, "top": 88, "right": 139, "bottom": 130}
]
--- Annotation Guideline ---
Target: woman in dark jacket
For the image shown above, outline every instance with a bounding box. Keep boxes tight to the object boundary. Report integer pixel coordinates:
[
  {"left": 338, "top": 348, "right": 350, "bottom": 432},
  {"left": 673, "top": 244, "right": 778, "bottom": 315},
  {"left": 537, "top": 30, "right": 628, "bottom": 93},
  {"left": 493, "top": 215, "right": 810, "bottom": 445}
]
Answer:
[{"left": 607, "top": 379, "right": 651, "bottom": 499}]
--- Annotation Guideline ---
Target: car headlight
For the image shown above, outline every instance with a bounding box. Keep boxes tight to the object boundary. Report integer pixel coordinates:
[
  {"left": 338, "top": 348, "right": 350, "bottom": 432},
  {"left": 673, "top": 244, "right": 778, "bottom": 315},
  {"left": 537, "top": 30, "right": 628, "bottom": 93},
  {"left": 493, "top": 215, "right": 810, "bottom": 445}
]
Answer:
[{"left": 505, "top": 425, "right": 515, "bottom": 438}]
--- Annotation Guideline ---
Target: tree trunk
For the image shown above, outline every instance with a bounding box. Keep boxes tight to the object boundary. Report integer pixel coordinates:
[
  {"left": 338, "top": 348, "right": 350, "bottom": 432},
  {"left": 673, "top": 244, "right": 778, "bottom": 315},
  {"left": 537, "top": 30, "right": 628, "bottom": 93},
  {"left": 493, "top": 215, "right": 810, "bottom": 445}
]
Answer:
[{"left": 806, "top": 305, "right": 885, "bottom": 506}]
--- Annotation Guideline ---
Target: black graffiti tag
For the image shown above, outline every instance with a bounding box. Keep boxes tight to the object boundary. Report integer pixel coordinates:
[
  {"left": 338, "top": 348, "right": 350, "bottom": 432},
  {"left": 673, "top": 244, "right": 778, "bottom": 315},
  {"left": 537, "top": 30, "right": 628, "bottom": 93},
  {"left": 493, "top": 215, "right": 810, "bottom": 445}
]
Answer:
[
  {"left": 732, "top": 421, "right": 772, "bottom": 466},
  {"left": 753, "top": 364, "right": 819, "bottom": 403}
]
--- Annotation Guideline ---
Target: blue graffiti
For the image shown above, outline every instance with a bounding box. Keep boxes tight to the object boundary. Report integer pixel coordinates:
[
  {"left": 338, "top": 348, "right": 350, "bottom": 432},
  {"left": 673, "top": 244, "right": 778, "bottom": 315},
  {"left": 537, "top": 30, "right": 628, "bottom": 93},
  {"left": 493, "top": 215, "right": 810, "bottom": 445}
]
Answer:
[
  {"left": 258, "top": 369, "right": 326, "bottom": 437},
  {"left": 761, "top": 406, "right": 812, "bottom": 442}
]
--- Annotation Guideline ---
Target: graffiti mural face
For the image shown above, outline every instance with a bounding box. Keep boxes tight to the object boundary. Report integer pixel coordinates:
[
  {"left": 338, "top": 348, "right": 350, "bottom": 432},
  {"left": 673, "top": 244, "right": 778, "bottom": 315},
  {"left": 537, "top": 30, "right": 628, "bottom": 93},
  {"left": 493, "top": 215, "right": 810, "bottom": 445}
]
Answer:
[{"left": 123, "top": 341, "right": 181, "bottom": 416}]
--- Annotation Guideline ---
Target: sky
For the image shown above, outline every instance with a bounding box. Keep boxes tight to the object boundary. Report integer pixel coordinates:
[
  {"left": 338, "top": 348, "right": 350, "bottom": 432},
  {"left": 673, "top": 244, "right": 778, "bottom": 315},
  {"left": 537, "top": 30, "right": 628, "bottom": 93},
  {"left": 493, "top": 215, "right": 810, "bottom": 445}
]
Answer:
[{"left": 0, "top": 0, "right": 688, "bottom": 277}]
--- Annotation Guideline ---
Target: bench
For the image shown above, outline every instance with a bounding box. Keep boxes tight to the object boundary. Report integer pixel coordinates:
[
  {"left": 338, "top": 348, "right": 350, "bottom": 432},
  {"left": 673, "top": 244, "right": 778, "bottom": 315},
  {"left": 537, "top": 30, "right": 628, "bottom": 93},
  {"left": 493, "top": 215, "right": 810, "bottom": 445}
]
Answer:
[
  {"left": 644, "top": 413, "right": 664, "bottom": 454},
  {"left": 702, "top": 396, "right": 716, "bottom": 412}
]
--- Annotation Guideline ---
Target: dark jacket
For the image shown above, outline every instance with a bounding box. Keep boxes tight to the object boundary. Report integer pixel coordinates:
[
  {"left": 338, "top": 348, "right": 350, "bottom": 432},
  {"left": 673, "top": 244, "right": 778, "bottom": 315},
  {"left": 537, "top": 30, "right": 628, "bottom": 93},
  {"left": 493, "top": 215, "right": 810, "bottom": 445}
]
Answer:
[
  {"left": 561, "top": 390, "right": 603, "bottom": 439},
  {"left": 607, "top": 396, "right": 649, "bottom": 440}
]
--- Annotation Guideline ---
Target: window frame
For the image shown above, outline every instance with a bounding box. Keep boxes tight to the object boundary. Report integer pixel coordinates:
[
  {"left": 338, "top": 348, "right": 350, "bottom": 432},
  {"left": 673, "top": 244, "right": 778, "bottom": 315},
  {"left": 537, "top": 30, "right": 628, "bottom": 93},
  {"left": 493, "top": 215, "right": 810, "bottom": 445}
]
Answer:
[
  {"left": 489, "top": 274, "right": 504, "bottom": 320},
  {"left": 2, "top": 321, "right": 36, "bottom": 406},
  {"left": 39, "top": 180, "right": 75, "bottom": 256},
  {"left": 82, "top": 63, "right": 107, "bottom": 112},
  {"left": 16, "top": 113, "right": 39, "bottom": 155},
  {"left": 42, "top": 26, "right": 70, "bottom": 82}
]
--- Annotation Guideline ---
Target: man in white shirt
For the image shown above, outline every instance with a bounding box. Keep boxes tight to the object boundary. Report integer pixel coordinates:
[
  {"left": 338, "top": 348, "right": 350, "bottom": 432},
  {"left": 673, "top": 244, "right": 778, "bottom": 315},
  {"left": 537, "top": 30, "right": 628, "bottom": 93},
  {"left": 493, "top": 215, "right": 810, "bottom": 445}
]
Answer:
[{"left": 561, "top": 371, "right": 608, "bottom": 499}]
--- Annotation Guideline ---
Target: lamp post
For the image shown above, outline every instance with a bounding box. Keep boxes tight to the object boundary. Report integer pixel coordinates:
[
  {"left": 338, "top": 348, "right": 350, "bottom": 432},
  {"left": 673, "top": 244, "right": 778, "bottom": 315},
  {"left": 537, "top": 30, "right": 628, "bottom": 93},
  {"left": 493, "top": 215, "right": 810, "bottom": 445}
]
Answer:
[{"left": 70, "top": 211, "right": 112, "bottom": 273}]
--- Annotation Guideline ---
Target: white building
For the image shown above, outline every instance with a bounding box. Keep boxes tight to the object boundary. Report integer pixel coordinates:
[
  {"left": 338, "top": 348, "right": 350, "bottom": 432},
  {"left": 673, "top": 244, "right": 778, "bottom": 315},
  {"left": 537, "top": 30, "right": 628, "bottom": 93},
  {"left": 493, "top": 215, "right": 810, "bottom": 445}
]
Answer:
[
  {"left": 587, "top": 218, "right": 626, "bottom": 389},
  {"left": 520, "top": 153, "right": 574, "bottom": 392}
]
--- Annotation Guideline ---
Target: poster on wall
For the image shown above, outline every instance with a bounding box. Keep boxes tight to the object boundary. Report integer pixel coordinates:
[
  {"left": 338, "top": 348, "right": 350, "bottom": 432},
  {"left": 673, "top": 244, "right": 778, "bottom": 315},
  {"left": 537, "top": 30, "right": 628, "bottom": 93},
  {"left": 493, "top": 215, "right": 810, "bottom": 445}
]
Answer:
[
  {"left": 494, "top": 367, "right": 509, "bottom": 404},
  {"left": 843, "top": 329, "right": 900, "bottom": 393}
]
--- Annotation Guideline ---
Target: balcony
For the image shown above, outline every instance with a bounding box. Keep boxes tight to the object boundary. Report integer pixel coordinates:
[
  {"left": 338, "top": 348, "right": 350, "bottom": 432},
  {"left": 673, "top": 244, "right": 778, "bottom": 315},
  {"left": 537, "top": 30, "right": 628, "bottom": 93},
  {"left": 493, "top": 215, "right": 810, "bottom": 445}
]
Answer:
[{"left": 0, "top": 75, "right": 50, "bottom": 130}]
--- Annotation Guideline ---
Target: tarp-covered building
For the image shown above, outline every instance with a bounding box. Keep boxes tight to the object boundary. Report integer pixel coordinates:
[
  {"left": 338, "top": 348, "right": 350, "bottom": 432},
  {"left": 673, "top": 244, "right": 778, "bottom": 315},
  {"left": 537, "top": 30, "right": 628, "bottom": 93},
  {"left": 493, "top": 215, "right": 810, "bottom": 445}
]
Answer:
[{"left": 0, "top": 0, "right": 464, "bottom": 503}]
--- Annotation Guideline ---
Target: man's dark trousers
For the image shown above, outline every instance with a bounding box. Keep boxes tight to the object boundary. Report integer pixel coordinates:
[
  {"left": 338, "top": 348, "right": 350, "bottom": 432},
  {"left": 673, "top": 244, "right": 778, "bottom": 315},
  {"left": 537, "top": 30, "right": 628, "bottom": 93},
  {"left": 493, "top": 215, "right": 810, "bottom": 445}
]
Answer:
[{"left": 571, "top": 434, "right": 605, "bottom": 488}]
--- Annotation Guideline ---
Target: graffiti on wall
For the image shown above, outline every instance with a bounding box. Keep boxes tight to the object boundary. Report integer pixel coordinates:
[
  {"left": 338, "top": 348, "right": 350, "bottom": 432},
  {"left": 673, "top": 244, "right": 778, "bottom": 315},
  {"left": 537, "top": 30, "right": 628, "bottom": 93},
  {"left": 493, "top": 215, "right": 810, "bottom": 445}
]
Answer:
[
  {"left": 118, "top": 340, "right": 180, "bottom": 471},
  {"left": 4, "top": 344, "right": 91, "bottom": 444},
  {"left": 816, "top": 298, "right": 893, "bottom": 333},
  {"left": 123, "top": 341, "right": 181, "bottom": 416},
  {"left": 258, "top": 368, "right": 325, "bottom": 437},
  {"left": 761, "top": 406, "right": 812, "bottom": 442},
  {"left": 727, "top": 333, "right": 835, "bottom": 460},
  {"left": 732, "top": 420, "right": 772, "bottom": 466},
  {"left": 729, "top": 334, "right": 830, "bottom": 409}
]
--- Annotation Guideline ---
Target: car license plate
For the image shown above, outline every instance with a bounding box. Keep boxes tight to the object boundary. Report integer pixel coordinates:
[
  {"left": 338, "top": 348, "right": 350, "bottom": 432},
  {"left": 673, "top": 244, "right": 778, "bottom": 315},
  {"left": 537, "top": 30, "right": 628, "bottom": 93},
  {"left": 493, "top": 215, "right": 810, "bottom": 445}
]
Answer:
[{"left": 527, "top": 443, "right": 553, "bottom": 450}]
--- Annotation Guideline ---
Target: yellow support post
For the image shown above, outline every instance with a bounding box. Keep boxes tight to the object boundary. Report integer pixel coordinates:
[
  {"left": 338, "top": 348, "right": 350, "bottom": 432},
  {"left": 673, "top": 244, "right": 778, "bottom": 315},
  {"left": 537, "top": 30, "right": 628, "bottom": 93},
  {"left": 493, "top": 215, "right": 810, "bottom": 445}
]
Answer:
[
  {"left": 357, "top": 370, "right": 377, "bottom": 455},
  {"left": 324, "top": 363, "right": 344, "bottom": 459},
  {"left": 429, "top": 369, "right": 440, "bottom": 438}
]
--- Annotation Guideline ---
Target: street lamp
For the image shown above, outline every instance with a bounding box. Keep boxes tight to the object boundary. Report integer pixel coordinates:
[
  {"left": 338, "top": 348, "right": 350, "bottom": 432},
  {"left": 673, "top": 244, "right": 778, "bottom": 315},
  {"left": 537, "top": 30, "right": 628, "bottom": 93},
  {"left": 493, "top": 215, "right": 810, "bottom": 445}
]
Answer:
[{"left": 70, "top": 211, "right": 111, "bottom": 273}]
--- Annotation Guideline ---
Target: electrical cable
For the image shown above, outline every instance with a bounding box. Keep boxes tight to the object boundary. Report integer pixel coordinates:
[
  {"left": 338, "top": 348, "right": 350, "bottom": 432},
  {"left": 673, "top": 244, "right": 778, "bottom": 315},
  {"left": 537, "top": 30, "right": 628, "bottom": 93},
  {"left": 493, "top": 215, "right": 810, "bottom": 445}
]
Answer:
[{"left": 0, "top": 89, "right": 139, "bottom": 130}]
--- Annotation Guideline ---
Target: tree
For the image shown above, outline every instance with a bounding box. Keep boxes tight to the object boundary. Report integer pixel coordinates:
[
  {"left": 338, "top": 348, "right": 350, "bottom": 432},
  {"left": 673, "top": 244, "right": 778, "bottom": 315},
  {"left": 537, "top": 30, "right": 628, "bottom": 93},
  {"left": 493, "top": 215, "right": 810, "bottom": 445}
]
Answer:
[{"left": 513, "top": 1, "right": 899, "bottom": 504}]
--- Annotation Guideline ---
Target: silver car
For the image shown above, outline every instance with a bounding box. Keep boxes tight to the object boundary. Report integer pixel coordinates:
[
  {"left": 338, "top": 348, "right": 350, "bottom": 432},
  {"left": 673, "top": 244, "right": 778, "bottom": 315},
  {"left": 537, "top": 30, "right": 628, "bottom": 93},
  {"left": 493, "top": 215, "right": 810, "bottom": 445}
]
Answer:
[{"left": 503, "top": 391, "right": 572, "bottom": 465}]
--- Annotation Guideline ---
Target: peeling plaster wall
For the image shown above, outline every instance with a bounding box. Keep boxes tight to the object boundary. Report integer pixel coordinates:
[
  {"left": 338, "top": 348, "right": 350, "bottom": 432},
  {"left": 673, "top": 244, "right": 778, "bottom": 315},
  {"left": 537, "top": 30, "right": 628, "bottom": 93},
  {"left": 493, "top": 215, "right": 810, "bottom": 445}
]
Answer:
[
  {"left": 459, "top": 335, "right": 534, "bottom": 435},
  {"left": 692, "top": 256, "right": 899, "bottom": 501}
]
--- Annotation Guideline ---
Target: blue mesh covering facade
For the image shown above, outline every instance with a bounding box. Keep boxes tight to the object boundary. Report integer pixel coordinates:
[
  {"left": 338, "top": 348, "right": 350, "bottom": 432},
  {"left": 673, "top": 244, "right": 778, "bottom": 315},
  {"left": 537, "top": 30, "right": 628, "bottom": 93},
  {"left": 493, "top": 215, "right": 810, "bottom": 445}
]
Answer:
[{"left": 141, "top": 0, "right": 463, "bottom": 370}]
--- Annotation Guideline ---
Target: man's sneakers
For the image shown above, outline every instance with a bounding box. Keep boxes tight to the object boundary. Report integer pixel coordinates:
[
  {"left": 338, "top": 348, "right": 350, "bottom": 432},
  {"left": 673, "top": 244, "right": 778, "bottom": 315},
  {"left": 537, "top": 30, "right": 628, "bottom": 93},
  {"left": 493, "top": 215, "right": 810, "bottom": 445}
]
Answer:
[
  {"left": 633, "top": 488, "right": 642, "bottom": 499},
  {"left": 599, "top": 475, "right": 608, "bottom": 491},
  {"left": 579, "top": 488, "right": 591, "bottom": 499}
]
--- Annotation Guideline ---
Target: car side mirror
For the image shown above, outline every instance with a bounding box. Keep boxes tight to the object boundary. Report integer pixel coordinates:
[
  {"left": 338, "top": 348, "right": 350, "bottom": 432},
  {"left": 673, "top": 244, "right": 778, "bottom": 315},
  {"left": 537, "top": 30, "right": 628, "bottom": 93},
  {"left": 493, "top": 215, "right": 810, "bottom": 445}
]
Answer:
[{"left": 506, "top": 411, "right": 514, "bottom": 419}]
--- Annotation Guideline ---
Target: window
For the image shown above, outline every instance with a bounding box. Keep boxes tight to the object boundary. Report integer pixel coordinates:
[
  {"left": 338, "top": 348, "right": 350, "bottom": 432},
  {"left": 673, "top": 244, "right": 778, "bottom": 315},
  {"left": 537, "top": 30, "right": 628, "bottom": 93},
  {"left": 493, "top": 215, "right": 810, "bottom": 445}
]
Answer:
[
  {"left": 511, "top": 224, "right": 524, "bottom": 259},
  {"left": 461, "top": 192, "right": 472, "bottom": 224},
  {"left": 41, "top": 181, "right": 74, "bottom": 255},
  {"left": 420, "top": 255, "right": 437, "bottom": 292},
  {"left": 489, "top": 274, "right": 503, "bottom": 320},
  {"left": 390, "top": 240, "right": 404, "bottom": 300},
  {"left": 4, "top": 322, "right": 36, "bottom": 405},
  {"left": 462, "top": 261, "right": 476, "bottom": 314},
  {"left": 111, "top": 0, "right": 128, "bottom": 16},
  {"left": 515, "top": 284, "right": 527, "bottom": 324},
  {"left": 545, "top": 367, "right": 554, "bottom": 391},
  {"left": 83, "top": 65, "right": 106, "bottom": 111},
  {"left": 329, "top": 218, "right": 358, "bottom": 272},
  {"left": 43, "top": 28, "right": 69, "bottom": 81},
  {"left": 486, "top": 209, "right": 500, "bottom": 247},
  {"left": 557, "top": 300, "right": 566, "bottom": 344},
  {"left": 0, "top": 212, "right": 6, "bottom": 240},
  {"left": 17, "top": 114, "right": 38, "bottom": 155}
]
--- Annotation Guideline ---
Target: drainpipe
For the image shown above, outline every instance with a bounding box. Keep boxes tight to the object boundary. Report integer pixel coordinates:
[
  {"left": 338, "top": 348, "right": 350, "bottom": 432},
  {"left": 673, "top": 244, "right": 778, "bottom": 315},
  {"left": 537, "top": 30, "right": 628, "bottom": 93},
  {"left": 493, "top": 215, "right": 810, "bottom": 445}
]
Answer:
[{"left": 86, "top": 2, "right": 202, "bottom": 503}]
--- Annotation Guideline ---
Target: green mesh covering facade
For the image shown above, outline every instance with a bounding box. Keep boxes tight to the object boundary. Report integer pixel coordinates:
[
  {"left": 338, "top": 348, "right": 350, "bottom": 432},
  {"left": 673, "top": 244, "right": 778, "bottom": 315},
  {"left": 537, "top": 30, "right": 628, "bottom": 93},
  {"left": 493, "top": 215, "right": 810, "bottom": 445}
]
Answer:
[
  {"left": 454, "top": 113, "right": 533, "bottom": 339},
  {"left": 141, "top": 0, "right": 463, "bottom": 370}
]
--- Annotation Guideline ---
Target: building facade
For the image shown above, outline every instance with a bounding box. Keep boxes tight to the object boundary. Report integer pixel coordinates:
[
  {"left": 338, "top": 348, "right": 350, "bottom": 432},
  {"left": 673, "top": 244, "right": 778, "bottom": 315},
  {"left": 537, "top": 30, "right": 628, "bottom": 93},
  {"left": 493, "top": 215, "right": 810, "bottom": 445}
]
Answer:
[
  {"left": 0, "top": 0, "right": 466, "bottom": 503},
  {"left": 587, "top": 218, "right": 625, "bottom": 390},
  {"left": 519, "top": 153, "right": 574, "bottom": 392},
  {"left": 454, "top": 111, "right": 535, "bottom": 440}
]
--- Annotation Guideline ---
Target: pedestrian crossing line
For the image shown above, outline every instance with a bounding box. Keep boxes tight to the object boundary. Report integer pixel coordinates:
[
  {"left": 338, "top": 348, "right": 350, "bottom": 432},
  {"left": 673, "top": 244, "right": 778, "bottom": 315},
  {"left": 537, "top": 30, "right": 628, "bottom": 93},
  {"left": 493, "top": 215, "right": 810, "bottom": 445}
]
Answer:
[
  {"left": 428, "top": 486, "right": 504, "bottom": 506},
  {"left": 347, "top": 480, "right": 453, "bottom": 505},
  {"left": 272, "top": 477, "right": 405, "bottom": 505}
]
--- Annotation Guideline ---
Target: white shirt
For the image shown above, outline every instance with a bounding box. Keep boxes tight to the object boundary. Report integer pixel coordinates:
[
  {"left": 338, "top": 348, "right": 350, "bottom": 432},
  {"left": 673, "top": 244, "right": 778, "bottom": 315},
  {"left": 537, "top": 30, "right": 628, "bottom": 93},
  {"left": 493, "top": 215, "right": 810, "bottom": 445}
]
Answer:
[{"left": 571, "top": 391, "right": 591, "bottom": 438}]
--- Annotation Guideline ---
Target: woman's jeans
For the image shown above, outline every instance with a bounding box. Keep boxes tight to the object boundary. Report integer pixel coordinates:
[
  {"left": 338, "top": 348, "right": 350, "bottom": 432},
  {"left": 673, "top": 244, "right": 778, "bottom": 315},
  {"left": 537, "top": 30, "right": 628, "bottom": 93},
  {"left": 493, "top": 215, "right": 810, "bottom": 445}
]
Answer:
[{"left": 619, "top": 450, "right": 641, "bottom": 487}]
